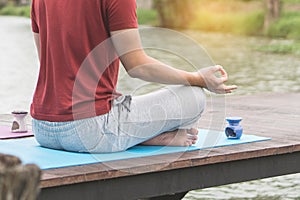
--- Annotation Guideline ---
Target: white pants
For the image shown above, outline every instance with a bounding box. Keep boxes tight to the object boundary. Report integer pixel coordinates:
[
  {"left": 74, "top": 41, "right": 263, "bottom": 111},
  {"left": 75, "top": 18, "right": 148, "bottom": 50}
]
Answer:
[{"left": 33, "top": 86, "right": 206, "bottom": 153}]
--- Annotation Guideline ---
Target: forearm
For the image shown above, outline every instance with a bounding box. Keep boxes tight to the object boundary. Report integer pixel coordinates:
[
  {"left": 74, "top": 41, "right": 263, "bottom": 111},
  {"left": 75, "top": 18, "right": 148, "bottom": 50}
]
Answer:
[{"left": 121, "top": 51, "right": 205, "bottom": 87}]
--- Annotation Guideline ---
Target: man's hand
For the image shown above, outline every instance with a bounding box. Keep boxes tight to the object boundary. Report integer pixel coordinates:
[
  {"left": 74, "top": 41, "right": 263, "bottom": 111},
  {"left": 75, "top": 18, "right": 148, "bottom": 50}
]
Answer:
[{"left": 197, "top": 65, "right": 237, "bottom": 94}]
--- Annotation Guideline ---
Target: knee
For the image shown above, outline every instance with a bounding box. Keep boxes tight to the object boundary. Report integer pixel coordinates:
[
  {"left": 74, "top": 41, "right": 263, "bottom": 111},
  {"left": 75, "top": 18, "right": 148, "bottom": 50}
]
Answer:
[
  {"left": 182, "top": 86, "right": 206, "bottom": 113},
  {"left": 170, "top": 85, "right": 206, "bottom": 117},
  {"left": 191, "top": 86, "right": 206, "bottom": 115}
]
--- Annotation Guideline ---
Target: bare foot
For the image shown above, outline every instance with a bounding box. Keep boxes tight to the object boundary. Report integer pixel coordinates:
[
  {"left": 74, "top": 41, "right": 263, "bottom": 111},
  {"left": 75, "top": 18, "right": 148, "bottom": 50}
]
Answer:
[{"left": 141, "top": 128, "right": 199, "bottom": 147}]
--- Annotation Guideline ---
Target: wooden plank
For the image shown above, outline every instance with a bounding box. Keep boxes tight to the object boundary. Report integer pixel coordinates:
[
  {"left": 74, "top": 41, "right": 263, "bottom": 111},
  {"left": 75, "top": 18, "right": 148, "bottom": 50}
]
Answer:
[
  {"left": 38, "top": 151, "right": 300, "bottom": 200},
  {"left": 39, "top": 138, "right": 300, "bottom": 188},
  {"left": 39, "top": 93, "right": 299, "bottom": 189},
  {"left": 1, "top": 93, "right": 300, "bottom": 199}
]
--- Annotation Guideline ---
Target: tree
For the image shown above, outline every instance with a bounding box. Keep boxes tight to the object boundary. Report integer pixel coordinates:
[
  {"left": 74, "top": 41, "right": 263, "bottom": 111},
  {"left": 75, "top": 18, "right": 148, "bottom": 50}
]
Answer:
[
  {"left": 0, "top": 0, "right": 8, "bottom": 8},
  {"left": 264, "top": 0, "right": 281, "bottom": 30},
  {"left": 153, "top": 0, "right": 196, "bottom": 29}
]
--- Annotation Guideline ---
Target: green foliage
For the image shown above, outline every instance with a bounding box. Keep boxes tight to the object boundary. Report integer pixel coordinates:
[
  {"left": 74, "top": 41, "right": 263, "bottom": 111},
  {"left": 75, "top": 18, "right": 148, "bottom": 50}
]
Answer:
[
  {"left": 267, "top": 12, "right": 300, "bottom": 39},
  {"left": 1, "top": 0, "right": 299, "bottom": 42},
  {"left": 137, "top": 9, "right": 158, "bottom": 26},
  {"left": 256, "top": 42, "right": 300, "bottom": 55},
  {"left": 283, "top": 0, "right": 300, "bottom": 3},
  {"left": 0, "top": 5, "right": 30, "bottom": 18}
]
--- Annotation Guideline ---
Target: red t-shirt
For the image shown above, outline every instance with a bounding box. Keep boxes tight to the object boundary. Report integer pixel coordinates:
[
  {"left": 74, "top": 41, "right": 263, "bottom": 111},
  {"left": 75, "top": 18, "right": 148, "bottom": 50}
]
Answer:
[{"left": 31, "top": 0, "right": 138, "bottom": 122}]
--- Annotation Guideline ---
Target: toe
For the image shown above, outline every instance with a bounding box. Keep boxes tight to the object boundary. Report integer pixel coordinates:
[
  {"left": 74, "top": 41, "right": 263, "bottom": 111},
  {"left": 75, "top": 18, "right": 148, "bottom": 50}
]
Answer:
[
  {"left": 185, "top": 140, "right": 192, "bottom": 146},
  {"left": 187, "top": 128, "right": 199, "bottom": 135},
  {"left": 188, "top": 134, "right": 198, "bottom": 140}
]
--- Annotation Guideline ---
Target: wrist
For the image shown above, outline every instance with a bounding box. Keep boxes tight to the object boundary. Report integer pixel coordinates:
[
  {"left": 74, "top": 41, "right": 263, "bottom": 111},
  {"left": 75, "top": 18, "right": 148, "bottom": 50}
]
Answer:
[{"left": 187, "top": 72, "right": 206, "bottom": 88}]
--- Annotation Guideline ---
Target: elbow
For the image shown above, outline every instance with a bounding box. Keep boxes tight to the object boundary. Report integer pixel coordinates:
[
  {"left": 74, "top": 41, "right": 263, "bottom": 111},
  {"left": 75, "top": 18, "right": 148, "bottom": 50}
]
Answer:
[
  {"left": 126, "top": 66, "right": 145, "bottom": 79},
  {"left": 121, "top": 51, "right": 151, "bottom": 80}
]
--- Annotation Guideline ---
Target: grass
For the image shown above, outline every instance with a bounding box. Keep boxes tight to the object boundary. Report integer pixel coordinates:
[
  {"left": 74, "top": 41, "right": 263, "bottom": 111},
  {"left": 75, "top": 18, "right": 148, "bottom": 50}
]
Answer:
[
  {"left": 137, "top": 9, "right": 158, "bottom": 26},
  {"left": 259, "top": 1, "right": 300, "bottom": 55},
  {"left": 283, "top": 0, "right": 300, "bottom": 3},
  {"left": 256, "top": 41, "right": 300, "bottom": 55},
  {"left": 259, "top": 10, "right": 300, "bottom": 55},
  {"left": 267, "top": 12, "right": 300, "bottom": 40},
  {"left": 0, "top": 4, "right": 30, "bottom": 18}
]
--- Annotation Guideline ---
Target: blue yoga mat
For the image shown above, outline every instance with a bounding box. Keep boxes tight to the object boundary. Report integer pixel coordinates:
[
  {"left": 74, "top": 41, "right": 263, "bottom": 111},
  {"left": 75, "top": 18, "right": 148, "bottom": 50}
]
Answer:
[{"left": 0, "top": 129, "right": 270, "bottom": 170}]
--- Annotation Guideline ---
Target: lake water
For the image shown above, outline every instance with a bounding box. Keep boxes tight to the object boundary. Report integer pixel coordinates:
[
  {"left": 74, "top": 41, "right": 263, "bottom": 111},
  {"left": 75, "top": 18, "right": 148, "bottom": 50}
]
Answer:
[{"left": 0, "top": 16, "right": 299, "bottom": 199}]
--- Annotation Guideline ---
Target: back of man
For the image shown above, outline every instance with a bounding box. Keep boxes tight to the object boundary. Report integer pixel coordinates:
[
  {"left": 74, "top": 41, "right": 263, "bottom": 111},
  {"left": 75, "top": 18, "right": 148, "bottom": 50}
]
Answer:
[{"left": 31, "top": 0, "right": 138, "bottom": 122}]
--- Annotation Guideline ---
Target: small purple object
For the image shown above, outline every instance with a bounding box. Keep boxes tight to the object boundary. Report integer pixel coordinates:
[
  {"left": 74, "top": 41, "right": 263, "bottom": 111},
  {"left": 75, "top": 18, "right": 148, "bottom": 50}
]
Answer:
[
  {"left": 0, "top": 126, "right": 33, "bottom": 139},
  {"left": 225, "top": 117, "right": 243, "bottom": 139}
]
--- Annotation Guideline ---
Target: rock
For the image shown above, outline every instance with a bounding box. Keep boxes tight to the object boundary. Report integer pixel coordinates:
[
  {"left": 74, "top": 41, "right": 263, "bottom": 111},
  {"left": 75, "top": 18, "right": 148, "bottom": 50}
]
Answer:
[{"left": 0, "top": 154, "right": 41, "bottom": 200}]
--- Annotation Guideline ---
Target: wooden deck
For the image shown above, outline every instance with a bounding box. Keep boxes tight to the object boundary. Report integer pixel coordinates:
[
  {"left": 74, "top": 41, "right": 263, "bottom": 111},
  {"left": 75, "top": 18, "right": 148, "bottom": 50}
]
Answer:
[{"left": 2, "top": 93, "right": 300, "bottom": 200}]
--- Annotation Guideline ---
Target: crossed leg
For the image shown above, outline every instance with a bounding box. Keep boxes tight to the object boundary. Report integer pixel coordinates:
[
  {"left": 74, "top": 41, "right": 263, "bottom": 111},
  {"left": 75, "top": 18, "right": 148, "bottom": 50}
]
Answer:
[{"left": 107, "top": 86, "right": 206, "bottom": 151}]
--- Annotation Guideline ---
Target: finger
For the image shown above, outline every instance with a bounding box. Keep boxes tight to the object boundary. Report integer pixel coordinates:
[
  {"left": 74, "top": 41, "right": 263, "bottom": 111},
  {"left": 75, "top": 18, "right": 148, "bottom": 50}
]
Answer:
[
  {"left": 215, "top": 85, "right": 237, "bottom": 94},
  {"left": 218, "top": 67, "right": 229, "bottom": 82},
  {"left": 212, "top": 65, "right": 228, "bottom": 82},
  {"left": 225, "top": 85, "right": 238, "bottom": 93},
  {"left": 227, "top": 85, "right": 238, "bottom": 90},
  {"left": 211, "top": 65, "right": 223, "bottom": 73}
]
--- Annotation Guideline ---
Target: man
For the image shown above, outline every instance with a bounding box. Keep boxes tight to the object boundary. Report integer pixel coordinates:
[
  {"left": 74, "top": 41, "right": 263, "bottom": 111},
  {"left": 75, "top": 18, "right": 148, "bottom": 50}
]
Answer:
[{"left": 31, "top": 0, "right": 237, "bottom": 153}]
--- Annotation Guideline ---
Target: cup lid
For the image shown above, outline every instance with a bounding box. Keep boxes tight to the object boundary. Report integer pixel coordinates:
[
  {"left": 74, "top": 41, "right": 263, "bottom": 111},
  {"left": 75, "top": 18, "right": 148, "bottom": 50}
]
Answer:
[{"left": 226, "top": 117, "right": 242, "bottom": 123}]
